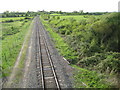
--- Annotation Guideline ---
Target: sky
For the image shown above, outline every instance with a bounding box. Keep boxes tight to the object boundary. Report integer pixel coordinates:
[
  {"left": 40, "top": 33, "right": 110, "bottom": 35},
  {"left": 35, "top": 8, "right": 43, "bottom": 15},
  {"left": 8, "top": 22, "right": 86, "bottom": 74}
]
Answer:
[{"left": 0, "top": 0, "right": 119, "bottom": 13}]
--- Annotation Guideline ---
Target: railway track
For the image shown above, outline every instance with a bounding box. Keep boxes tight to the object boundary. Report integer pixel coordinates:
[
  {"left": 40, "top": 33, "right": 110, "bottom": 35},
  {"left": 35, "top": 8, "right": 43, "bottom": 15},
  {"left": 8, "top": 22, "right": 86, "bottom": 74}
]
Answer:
[{"left": 35, "top": 16, "right": 61, "bottom": 89}]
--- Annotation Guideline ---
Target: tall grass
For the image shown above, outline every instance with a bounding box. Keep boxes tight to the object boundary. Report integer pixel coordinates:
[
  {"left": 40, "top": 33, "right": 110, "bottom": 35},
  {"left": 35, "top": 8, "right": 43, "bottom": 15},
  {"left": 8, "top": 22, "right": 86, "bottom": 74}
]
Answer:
[{"left": 1, "top": 19, "right": 32, "bottom": 77}]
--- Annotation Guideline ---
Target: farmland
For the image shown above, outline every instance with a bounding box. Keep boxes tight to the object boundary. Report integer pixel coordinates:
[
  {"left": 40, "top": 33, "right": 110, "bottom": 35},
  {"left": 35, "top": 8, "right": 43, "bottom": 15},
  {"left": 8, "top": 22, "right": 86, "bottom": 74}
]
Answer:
[
  {"left": 0, "top": 17, "right": 25, "bottom": 22},
  {"left": 1, "top": 17, "right": 33, "bottom": 23},
  {"left": 41, "top": 13, "right": 120, "bottom": 88}
]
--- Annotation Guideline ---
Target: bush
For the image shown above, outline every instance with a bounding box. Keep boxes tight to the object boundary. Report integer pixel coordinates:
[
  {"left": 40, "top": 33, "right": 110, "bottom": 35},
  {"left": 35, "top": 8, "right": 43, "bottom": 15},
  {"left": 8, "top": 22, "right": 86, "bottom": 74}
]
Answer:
[{"left": 78, "top": 52, "right": 120, "bottom": 74}]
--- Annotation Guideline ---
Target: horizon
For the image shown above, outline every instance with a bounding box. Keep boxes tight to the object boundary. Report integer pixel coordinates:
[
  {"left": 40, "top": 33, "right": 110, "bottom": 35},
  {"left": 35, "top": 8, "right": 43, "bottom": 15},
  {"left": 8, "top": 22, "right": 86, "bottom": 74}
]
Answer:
[
  {"left": 0, "top": 0, "right": 119, "bottom": 13},
  {"left": 0, "top": 10, "right": 118, "bottom": 13}
]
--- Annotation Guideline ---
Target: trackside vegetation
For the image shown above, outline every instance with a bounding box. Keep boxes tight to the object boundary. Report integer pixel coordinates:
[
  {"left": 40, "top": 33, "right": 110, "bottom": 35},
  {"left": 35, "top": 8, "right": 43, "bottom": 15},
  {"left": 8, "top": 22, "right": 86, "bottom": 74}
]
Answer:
[
  {"left": 1, "top": 17, "right": 32, "bottom": 78},
  {"left": 41, "top": 13, "right": 120, "bottom": 88}
]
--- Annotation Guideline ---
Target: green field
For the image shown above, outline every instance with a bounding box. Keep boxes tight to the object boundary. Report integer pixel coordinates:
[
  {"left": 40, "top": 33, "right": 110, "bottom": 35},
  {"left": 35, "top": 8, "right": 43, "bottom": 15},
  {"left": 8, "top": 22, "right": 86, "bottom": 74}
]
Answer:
[
  {"left": 58, "top": 15, "right": 86, "bottom": 21},
  {"left": 0, "top": 17, "right": 33, "bottom": 22},
  {"left": 50, "top": 15, "right": 101, "bottom": 21},
  {"left": 1, "top": 17, "right": 32, "bottom": 78},
  {"left": 50, "top": 13, "right": 62, "bottom": 16}
]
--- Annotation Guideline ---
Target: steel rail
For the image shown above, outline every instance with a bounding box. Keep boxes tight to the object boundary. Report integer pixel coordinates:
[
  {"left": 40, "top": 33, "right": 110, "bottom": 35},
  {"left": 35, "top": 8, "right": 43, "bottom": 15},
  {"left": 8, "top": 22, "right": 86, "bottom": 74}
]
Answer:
[{"left": 36, "top": 16, "right": 61, "bottom": 89}]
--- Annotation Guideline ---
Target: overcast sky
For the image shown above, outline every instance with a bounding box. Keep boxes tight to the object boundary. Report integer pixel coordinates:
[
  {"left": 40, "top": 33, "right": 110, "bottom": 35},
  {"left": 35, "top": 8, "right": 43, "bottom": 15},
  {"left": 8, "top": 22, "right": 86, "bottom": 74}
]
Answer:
[{"left": 0, "top": 0, "right": 119, "bottom": 13}]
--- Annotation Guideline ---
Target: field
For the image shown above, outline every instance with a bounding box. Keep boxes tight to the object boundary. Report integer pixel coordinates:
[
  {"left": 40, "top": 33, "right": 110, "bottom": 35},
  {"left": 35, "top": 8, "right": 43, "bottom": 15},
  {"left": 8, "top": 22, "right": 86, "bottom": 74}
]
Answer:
[
  {"left": 0, "top": 17, "right": 24, "bottom": 22},
  {"left": 50, "top": 14, "right": 101, "bottom": 21},
  {"left": 41, "top": 13, "right": 120, "bottom": 88},
  {"left": 0, "top": 17, "right": 33, "bottom": 22},
  {"left": 50, "top": 13, "right": 62, "bottom": 16},
  {"left": 1, "top": 17, "right": 32, "bottom": 78}
]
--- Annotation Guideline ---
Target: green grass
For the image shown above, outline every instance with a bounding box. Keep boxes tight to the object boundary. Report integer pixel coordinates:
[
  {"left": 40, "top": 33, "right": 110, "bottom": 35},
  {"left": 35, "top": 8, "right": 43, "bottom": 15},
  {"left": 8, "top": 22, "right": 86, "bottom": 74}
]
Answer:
[
  {"left": 1, "top": 19, "right": 32, "bottom": 78},
  {"left": 59, "top": 15, "right": 86, "bottom": 20},
  {"left": 72, "top": 65, "right": 110, "bottom": 88},
  {"left": 2, "top": 21, "right": 23, "bottom": 39},
  {"left": 50, "top": 13, "right": 62, "bottom": 16},
  {"left": 53, "top": 15, "right": 101, "bottom": 21},
  {"left": 1, "top": 17, "right": 25, "bottom": 22},
  {"left": 0, "top": 17, "right": 33, "bottom": 22}
]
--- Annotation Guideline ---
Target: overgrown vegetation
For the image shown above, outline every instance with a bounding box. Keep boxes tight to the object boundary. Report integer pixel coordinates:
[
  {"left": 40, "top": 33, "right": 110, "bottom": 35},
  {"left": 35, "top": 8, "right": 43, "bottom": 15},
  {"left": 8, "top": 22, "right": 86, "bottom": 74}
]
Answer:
[
  {"left": 1, "top": 17, "right": 32, "bottom": 78},
  {"left": 72, "top": 65, "right": 110, "bottom": 88},
  {"left": 41, "top": 12, "right": 120, "bottom": 88}
]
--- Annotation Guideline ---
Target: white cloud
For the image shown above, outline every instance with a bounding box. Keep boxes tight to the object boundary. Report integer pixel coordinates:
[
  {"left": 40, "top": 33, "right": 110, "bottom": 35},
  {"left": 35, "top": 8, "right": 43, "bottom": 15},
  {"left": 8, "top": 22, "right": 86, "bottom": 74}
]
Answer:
[{"left": 0, "top": 0, "right": 119, "bottom": 13}]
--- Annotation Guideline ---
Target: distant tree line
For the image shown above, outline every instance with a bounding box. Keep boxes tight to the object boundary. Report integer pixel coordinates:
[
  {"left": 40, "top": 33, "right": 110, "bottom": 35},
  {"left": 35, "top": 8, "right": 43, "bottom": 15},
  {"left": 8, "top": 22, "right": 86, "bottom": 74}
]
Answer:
[
  {"left": 1, "top": 10, "right": 109, "bottom": 18},
  {"left": 47, "top": 10, "right": 108, "bottom": 15},
  {"left": 1, "top": 11, "right": 41, "bottom": 17}
]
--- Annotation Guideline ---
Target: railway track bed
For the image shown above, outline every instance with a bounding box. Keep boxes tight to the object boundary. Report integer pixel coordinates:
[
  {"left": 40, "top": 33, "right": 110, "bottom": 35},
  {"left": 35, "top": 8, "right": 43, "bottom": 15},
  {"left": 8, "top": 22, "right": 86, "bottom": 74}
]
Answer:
[
  {"left": 35, "top": 16, "right": 61, "bottom": 89},
  {"left": 21, "top": 16, "right": 74, "bottom": 88}
]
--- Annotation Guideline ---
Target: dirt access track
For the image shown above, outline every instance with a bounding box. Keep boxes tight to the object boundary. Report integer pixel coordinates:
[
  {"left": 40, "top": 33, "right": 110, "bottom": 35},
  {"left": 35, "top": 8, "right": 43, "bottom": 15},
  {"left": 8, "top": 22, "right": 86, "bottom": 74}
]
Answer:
[{"left": 3, "top": 16, "right": 74, "bottom": 89}]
